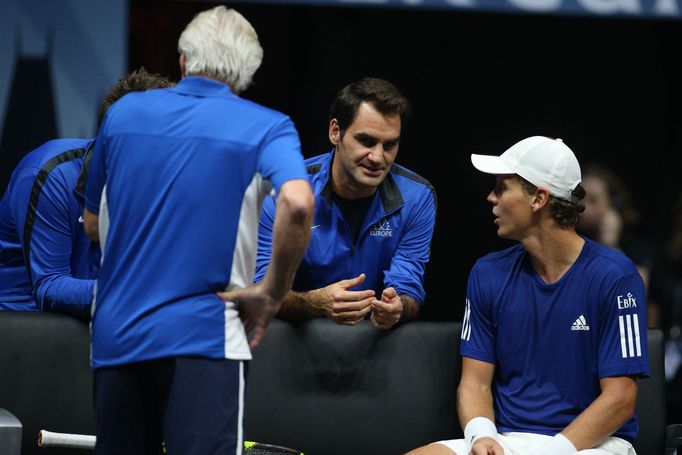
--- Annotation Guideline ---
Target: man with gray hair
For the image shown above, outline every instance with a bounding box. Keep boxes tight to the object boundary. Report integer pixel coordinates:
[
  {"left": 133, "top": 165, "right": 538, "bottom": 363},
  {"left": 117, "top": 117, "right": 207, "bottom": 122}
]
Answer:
[{"left": 83, "top": 6, "right": 313, "bottom": 454}]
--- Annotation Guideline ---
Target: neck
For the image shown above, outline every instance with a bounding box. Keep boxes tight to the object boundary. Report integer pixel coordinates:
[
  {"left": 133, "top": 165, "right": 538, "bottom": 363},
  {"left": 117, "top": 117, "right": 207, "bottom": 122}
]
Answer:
[{"left": 521, "top": 224, "right": 585, "bottom": 284}]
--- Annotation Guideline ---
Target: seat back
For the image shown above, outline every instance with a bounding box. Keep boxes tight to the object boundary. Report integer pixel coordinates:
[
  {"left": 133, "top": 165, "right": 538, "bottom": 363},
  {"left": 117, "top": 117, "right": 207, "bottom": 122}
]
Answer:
[
  {"left": 244, "top": 319, "right": 463, "bottom": 455},
  {"left": 0, "top": 313, "right": 667, "bottom": 455},
  {"left": 0, "top": 312, "right": 94, "bottom": 455},
  {"left": 634, "top": 329, "right": 666, "bottom": 455}
]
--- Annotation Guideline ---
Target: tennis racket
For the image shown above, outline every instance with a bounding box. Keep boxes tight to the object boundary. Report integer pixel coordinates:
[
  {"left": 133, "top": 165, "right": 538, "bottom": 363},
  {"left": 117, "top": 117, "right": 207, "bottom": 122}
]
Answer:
[{"left": 38, "top": 430, "right": 303, "bottom": 454}]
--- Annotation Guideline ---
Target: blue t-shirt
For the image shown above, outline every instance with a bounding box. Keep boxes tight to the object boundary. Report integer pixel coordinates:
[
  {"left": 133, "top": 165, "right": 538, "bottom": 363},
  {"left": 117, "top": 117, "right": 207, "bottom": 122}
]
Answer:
[
  {"left": 0, "top": 138, "right": 99, "bottom": 317},
  {"left": 460, "top": 238, "right": 649, "bottom": 442},
  {"left": 85, "top": 77, "right": 307, "bottom": 369}
]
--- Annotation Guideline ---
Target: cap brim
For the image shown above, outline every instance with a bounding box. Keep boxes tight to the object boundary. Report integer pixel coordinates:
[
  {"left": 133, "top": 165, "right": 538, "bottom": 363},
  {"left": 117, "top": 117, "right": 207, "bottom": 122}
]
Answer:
[{"left": 471, "top": 154, "right": 514, "bottom": 175}]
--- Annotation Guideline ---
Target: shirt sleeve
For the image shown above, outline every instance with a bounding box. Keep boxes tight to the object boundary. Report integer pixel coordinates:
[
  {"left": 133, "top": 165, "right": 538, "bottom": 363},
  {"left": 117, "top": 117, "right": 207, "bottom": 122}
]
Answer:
[
  {"left": 256, "top": 116, "right": 307, "bottom": 191},
  {"left": 598, "top": 272, "right": 650, "bottom": 378},
  {"left": 84, "top": 126, "right": 108, "bottom": 214},
  {"left": 254, "top": 193, "right": 276, "bottom": 284},
  {"left": 21, "top": 168, "right": 94, "bottom": 317},
  {"left": 459, "top": 263, "right": 497, "bottom": 364},
  {"left": 383, "top": 188, "right": 436, "bottom": 306}
]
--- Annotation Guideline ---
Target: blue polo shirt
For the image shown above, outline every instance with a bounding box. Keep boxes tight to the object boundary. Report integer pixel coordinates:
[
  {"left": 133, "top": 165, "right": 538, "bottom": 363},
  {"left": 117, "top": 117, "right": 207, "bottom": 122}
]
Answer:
[
  {"left": 460, "top": 238, "right": 649, "bottom": 442},
  {"left": 85, "top": 77, "right": 307, "bottom": 368},
  {"left": 0, "top": 138, "right": 99, "bottom": 317},
  {"left": 255, "top": 151, "right": 436, "bottom": 305}
]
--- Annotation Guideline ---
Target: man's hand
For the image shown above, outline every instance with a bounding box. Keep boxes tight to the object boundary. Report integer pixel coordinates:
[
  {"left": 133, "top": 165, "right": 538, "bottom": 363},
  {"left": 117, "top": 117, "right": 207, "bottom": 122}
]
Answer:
[
  {"left": 470, "top": 437, "right": 505, "bottom": 455},
  {"left": 311, "top": 273, "right": 375, "bottom": 325},
  {"left": 218, "top": 284, "right": 280, "bottom": 349},
  {"left": 370, "top": 287, "right": 403, "bottom": 329}
]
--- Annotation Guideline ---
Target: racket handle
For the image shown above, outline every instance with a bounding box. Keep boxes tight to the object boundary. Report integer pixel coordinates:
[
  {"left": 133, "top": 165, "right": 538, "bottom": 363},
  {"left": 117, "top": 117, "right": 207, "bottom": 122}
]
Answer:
[{"left": 38, "top": 430, "right": 96, "bottom": 449}]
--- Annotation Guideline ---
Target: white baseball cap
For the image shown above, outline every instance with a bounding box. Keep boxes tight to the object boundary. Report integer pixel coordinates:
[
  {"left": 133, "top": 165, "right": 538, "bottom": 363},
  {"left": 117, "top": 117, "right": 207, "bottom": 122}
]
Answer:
[{"left": 471, "top": 136, "right": 582, "bottom": 202}]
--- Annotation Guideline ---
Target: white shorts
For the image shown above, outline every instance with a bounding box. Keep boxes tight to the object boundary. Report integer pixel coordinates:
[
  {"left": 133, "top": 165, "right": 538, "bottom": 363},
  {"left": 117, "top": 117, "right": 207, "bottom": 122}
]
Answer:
[{"left": 434, "top": 432, "right": 636, "bottom": 455}]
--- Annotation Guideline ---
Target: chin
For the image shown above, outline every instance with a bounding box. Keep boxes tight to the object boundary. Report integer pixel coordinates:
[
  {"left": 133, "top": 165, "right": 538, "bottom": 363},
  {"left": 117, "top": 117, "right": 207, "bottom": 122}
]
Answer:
[
  {"left": 496, "top": 227, "right": 511, "bottom": 240},
  {"left": 356, "top": 174, "right": 383, "bottom": 187}
]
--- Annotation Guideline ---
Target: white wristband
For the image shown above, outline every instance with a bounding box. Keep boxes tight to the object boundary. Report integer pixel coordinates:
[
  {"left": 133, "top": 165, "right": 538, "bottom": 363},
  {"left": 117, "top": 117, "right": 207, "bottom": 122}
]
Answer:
[
  {"left": 464, "top": 416, "right": 498, "bottom": 449},
  {"left": 540, "top": 434, "right": 577, "bottom": 455}
]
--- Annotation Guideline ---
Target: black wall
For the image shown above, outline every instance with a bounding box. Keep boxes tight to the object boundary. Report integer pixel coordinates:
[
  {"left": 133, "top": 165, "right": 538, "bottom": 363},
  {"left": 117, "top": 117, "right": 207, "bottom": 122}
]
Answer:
[{"left": 134, "top": 2, "right": 682, "bottom": 320}]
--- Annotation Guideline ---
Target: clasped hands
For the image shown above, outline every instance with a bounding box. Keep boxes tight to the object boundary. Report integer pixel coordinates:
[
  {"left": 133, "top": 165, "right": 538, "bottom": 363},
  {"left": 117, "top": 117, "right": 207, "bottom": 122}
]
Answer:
[{"left": 312, "top": 273, "right": 403, "bottom": 329}]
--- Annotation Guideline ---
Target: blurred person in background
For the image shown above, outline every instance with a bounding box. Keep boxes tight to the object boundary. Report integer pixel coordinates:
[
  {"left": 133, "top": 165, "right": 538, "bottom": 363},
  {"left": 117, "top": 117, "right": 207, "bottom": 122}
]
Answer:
[
  {"left": 650, "top": 192, "right": 682, "bottom": 424},
  {"left": 577, "top": 163, "right": 658, "bottom": 327}
]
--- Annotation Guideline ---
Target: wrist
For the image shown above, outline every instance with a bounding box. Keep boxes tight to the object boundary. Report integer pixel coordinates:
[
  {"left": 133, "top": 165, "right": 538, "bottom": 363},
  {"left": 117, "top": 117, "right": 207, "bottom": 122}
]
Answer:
[
  {"left": 542, "top": 434, "right": 577, "bottom": 455},
  {"left": 305, "top": 289, "right": 329, "bottom": 316},
  {"left": 464, "top": 416, "right": 498, "bottom": 449}
]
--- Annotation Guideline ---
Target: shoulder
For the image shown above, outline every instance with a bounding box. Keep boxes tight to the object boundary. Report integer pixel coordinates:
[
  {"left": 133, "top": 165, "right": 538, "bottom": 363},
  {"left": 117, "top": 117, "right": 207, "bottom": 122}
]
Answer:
[
  {"left": 304, "top": 153, "right": 330, "bottom": 175},
  {"left": 115, "top": 85, "right": 292, "bottom": 125},
  {"left": 389, "top": 164, "right": 437, "bottom": 212},
  {"left": 302, "top": 153, "right": 333, "bottom": 192},
  {"left": 19, "top": 139, "right": 90, "bottom": 170},
  {"left": 472, "top": 244, "right": 526, "bottom": 276},
  {"left": 390, "top": 164, "right": 435, "bottom": 195},
  {"left": 581, "top": 238, "right": 640, "bottom": 280},
  {"left": 11, "top": 139, "right": 89, "bottom": 193}
]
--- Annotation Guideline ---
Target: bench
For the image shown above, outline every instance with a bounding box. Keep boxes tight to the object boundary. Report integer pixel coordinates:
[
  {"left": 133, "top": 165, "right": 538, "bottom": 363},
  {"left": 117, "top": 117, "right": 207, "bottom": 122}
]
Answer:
[{"left": 0, "top": 312, "right": 678, "bottom": 454}]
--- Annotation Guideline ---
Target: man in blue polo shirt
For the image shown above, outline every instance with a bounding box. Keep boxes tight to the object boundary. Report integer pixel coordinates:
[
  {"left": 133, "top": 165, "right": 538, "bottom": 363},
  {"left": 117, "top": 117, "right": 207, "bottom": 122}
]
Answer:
[
  {"left": 0, "top": 69, "right": 172, "bottom": 318},
  {"left": 255, "top": 78, "right": 436, "bottom": 330},
  {"left": 407, "top": 136, "right": 648, "bottom": 455},
  {"left": 83, "top": 6, "right": 313, "bottom": 455}
]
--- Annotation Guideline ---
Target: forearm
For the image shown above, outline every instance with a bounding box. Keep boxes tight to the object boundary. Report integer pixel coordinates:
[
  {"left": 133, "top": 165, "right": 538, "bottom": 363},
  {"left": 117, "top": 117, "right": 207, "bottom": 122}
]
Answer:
[
  {"left": 562, "top": 384, "right": 636, "bottom": 450},
  {"left": 261, "top": 180, "right": 313, "bottom": 300},
  {"left": 35, "top": 276, "right": 94, "bottom": 318},
  {"left": 278, "top": 289, "right": 327, "bottom": 322},
  {"left": 457, "top": 379, "right": 496, "bottom": 427}
]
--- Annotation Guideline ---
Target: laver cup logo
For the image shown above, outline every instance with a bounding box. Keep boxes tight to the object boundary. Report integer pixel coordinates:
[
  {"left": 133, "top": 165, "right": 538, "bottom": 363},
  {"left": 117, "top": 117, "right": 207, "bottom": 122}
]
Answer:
[{"left": 370, "top": 219, "right": 392, "bottom": 237}]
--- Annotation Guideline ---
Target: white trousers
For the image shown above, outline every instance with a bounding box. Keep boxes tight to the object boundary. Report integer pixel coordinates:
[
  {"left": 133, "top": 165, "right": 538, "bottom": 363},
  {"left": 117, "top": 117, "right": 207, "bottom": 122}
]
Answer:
[{"left": 434, "top": 432, "right": 636, "bottom": 455}]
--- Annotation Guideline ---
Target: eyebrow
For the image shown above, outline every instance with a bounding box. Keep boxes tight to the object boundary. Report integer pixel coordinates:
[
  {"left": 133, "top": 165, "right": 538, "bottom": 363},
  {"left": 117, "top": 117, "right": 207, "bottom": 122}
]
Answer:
[{"left": 354, "top": 132, "right": 401, "bottom": 144}]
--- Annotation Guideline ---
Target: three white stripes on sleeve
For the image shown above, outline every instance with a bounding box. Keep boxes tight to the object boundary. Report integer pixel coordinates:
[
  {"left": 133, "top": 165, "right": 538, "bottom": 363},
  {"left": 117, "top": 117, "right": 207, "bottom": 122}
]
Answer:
[{"left": 618, "top": 314, "right": 642, "bottom": 358}]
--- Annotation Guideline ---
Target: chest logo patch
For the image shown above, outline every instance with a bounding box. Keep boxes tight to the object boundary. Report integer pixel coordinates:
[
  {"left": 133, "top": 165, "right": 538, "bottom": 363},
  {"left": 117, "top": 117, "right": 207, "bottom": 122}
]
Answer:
[
  {"left": 571, "top": 315, "right": 590, "bottom": 331},
  {"left": 369, "top": 219, "right": 393, "bottom": 237}
]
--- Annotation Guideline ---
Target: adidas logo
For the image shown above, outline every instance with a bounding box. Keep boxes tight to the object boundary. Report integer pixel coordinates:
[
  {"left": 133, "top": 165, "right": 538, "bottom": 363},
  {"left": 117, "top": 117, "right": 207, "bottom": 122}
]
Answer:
[
  {"left": 571, "top": 315, "right": 590, "bottom": 331},
  {"left": 369, "top": 219, "right": 393, "bottom": 237}
]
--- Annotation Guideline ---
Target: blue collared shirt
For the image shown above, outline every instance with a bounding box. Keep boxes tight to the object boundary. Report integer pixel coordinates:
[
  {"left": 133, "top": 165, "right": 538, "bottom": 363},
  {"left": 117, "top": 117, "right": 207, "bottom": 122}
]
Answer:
[{"left": 85, "top": 77, "right": 307, "bottom": 368}]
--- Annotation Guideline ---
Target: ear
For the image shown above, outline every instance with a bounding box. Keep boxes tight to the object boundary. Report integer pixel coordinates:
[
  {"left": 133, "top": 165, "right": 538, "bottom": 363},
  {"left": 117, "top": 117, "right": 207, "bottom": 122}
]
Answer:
[
  {"left": 179, "top": 53, "right": 186, "bottom": 78},
  {"left": 329, "top": 119, "right": 340, "bottom": 145},
  {"left": 531, "top": 188, "right": 550, "bottom": 212}
]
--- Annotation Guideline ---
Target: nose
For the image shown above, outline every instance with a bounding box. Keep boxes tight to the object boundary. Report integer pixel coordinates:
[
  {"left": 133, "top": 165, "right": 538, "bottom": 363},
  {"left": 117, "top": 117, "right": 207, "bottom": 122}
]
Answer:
[
  {"left": 367, "top": 146, "right": 383, "bottom": 164},
  {"left": 487, "top": 190, "right": 497, "bottom": 205}
]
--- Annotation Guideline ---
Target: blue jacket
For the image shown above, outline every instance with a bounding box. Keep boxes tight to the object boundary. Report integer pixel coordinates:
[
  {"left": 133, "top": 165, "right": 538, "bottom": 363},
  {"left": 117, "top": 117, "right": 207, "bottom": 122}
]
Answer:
[
  {"left": 255, "top": 151, "right": 437, "bottom": 305},
  {"left": 0, "top": 138, "right": 100, "bottom": 317}
]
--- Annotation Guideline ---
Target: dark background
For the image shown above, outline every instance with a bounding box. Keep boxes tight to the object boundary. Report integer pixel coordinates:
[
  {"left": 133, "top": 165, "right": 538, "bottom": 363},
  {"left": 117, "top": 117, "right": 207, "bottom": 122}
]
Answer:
[
  {"left": 2, "top": 1, "right": 680, "bottom": 322},
  {"left": 129, "top": 1, "right": 682, "bottom": 321}
]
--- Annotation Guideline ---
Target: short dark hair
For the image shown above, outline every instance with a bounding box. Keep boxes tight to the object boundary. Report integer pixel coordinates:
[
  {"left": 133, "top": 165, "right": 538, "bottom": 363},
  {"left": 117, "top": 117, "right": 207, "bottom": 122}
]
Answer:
[
  {"left": 99, "top": 68, "right": 174, "bottom": 123},
  {"left": 329, "top": 78, "right": 411, "bottom": 137},
  {"left": 517, "top": 176, "right": 586, "bottom": 228}
]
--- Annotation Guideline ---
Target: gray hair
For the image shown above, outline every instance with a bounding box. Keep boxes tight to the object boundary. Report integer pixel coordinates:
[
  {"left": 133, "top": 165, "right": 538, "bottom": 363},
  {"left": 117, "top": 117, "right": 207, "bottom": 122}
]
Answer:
[{"left": 177, "top": 6, "right": 263, "bottom": 94}]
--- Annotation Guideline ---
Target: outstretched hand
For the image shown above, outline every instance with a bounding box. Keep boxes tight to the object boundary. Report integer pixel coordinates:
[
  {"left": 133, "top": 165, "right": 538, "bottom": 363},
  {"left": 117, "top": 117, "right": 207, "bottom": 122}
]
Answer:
[{"left": 217, "top": 284, "right": 280, "bottom": 349}]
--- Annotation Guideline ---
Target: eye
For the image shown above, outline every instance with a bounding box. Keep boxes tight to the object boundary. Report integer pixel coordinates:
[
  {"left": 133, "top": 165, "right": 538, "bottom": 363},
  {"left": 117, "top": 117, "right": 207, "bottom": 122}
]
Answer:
[
  {"left": 383, "top": 140, "right": 399, "bottom": 151},
  {"left": 358, "top": 137, "right": 377, "bottom": 148}
]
